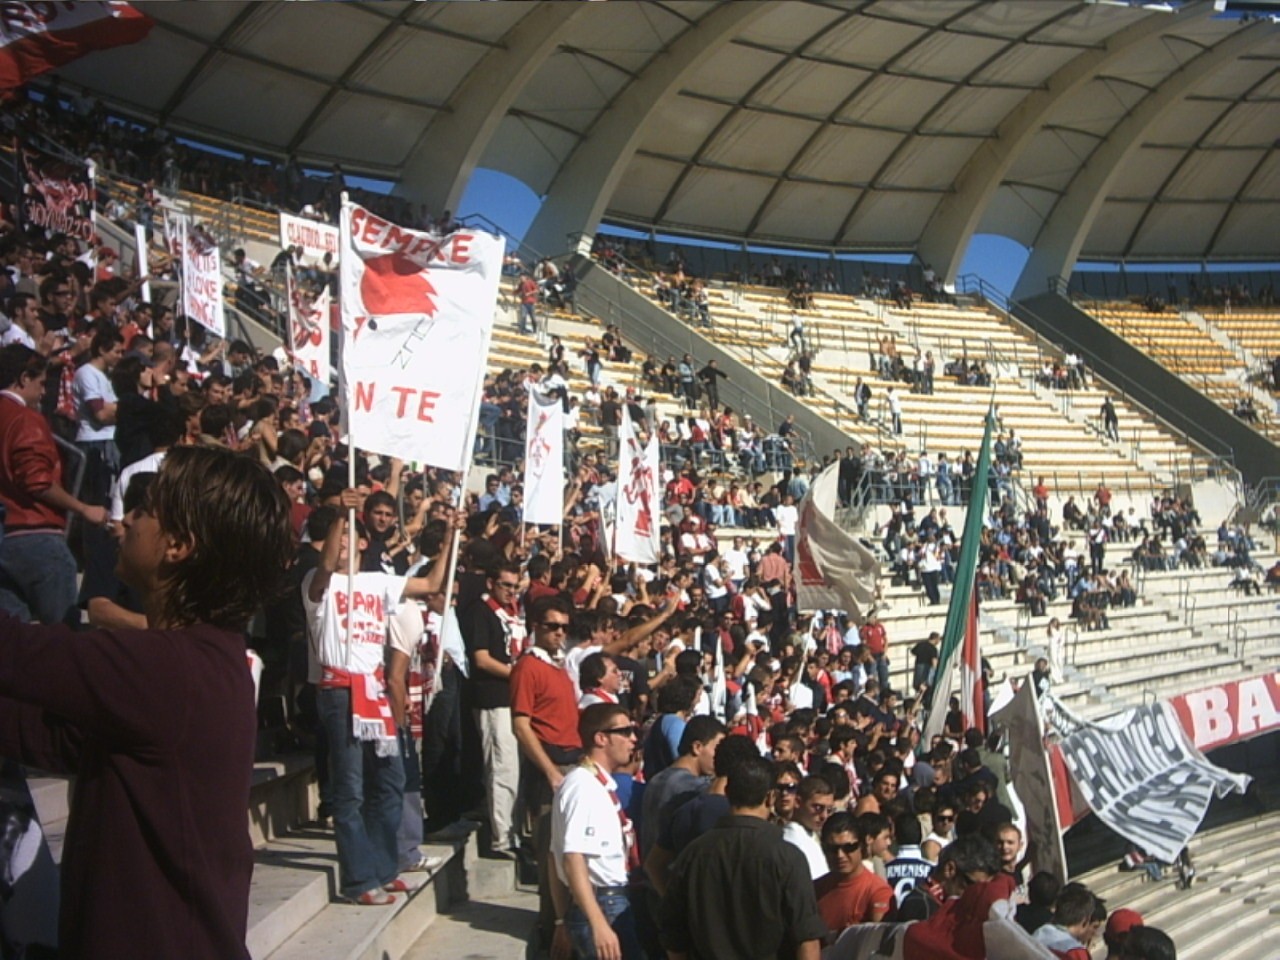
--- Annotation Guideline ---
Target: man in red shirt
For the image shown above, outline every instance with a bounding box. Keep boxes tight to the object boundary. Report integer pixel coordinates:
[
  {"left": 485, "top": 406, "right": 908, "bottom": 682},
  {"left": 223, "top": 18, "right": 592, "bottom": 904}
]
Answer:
[
  {"left": 0, "top": 345, "right": 108, "bottom": 625},
  {"left": 815, "top": 812, "right": 892, "bottom": 941},
  {"left": 518, "top": 271, "right": 539, "bottom": 335},
  {"left": 511, "top": 594, "right": 583, "bottom": 947},
  {"left": 859, "top": 610, "right": 891, "bottom": 694}
]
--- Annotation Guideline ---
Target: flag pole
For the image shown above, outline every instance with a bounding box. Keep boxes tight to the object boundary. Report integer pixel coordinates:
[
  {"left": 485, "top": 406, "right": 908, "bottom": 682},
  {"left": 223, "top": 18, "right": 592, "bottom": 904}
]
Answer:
[{"left": 339, "top": 193, "right": 358, "bottom": 672}]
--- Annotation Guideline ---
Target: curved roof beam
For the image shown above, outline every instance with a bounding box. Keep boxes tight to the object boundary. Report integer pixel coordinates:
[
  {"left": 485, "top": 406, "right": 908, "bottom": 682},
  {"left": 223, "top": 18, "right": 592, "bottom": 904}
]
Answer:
[
  {"left": 157, "top": 4, "right": 267, "bottom": 124},
  {"left": 1119, "top": 64, "right": 1279, "bottom": 258},
  {"left": 1011, "top": 22, "right": 1274, "bottom": 300},
  {"left": 396, "top": 2, "right": 587, "bottom": 216},
  {"left": 522, "top": 2, "right": 772, "bottom": 258},
  {"left": 917, "top": 1, "right": 1213, "bottom": 285}
]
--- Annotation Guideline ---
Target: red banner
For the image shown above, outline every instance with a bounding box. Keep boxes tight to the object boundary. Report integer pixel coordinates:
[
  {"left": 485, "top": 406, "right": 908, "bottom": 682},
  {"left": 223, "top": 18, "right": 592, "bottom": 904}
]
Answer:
[
  {"left": 1168, "top": 672, "right": 1280, "bottom": 753},
  {"left": 0, "top": 2, "right": 152, "bottom": 90}
]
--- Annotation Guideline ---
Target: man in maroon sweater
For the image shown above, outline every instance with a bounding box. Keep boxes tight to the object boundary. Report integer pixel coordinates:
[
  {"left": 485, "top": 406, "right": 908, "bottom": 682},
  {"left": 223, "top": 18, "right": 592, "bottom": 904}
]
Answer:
[{"left": 0, "top": 445, "right": 294, "bottom": 960}]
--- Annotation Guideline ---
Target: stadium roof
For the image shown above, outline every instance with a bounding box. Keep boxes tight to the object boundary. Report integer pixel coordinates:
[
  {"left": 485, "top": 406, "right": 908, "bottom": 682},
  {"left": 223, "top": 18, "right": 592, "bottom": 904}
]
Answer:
[{"left": 54, "top": 1, "right": 1280, "bottom": 292}]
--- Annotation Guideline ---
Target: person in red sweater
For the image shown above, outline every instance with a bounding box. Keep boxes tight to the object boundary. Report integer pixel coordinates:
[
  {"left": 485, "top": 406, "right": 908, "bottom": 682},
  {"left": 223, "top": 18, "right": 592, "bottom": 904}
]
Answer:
[
  {"left": 0, "top": 445, "right": 294, "bottom": 960},
  {"left": 0, "top": 345, "right": 109, "bottom": 625},
  {"left": 814, "top": 812, "right": 892, "bottom": 941}
]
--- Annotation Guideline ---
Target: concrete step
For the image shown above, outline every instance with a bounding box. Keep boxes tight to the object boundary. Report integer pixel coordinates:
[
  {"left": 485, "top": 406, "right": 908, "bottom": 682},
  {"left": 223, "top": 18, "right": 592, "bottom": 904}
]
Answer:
[{"left": 401, "top": 892, "right": 538, "bottom": 960}]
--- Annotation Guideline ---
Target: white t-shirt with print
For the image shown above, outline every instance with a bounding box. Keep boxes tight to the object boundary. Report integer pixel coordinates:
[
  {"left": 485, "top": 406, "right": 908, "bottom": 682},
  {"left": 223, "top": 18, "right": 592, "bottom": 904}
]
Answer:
[
  {"left": 552, "top": 765, "right": 629, "bottom": 888},
  {"left": 301, "top": 569, "right": 406, "bottom": 682}
]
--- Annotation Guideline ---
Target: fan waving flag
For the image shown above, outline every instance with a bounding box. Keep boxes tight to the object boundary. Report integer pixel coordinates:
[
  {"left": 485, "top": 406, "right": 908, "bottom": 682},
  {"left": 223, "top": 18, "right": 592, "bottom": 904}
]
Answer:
[
  {"left": 615, "top": 403, "right": 661, "bottom": 564},
  {"left": 339, "top": 201, "right": 503, "bottom": 470},
  {"left": 923, "top": 405, "right": 996, "bottom": 745},
  {"left": 523, "top": 388, "right": 565, "bottom": 525},
  {"left": 0, "top": 2, "right": 152, "bottom": 90},
  {"left": 793, "top": 461, "right": 880, "bottom": 623}
]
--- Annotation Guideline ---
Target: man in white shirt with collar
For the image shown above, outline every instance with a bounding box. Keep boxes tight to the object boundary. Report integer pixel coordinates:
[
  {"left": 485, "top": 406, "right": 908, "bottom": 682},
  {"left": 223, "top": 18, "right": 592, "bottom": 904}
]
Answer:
[{"left": 552, "top": 702, "right": 643, "bottom": 959}]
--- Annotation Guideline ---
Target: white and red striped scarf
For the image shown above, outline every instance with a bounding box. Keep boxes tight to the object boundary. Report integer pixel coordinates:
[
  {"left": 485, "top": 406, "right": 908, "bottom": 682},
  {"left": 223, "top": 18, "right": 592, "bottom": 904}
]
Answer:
[
  {"left": 320, "top": 665, "right": 398, "bottom": 757},
  {"left": 485, "top": 593, "right": 529, "bottom": 659}
]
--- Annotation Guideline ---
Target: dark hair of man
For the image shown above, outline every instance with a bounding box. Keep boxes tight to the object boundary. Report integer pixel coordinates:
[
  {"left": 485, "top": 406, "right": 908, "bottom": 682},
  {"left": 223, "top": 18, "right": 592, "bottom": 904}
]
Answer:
[
  {"left": 277, "top": 429, "right": 308, "bottom": 466},
  {"left": 894, "top": 812, "right": 923, "bottom": 847},
  {"left": 526, "top": 553, "right": 550, "bottom": 580},
  {"left": 38, "top": 272, "right": 66, "bottom": 306},
  {"left": 527, "top": 592, "right": 573, "bottom": 629},
  {"left": 678, "top": 714, "right": 727, "bottom": 756},
  {"left": 725, "top": 754, "right": 775, "bottom": 809},
  {"left": 110, "top": 354, "right": 146, "bottom": 397},
  {"left": 146, "top": 446, "right": 293, "bottom": 631},
  {"left": 714, "top": 733, "right": 762, "bottom": 780},
  {"left": 275, "top": 464, "right": 305, "bottom": 487},
  {"left": 90, "top": 325, "right": 123, "bottom": 358},
  {"left": 819, "top": 762, "right": 851, "bottom": 802},
  {"left": 772, "top": 760, "right": 800, "bottom": 783},
  {"left": 963, "top": 728, "right": 984, "bottom": 750},
  {"left": 1027, "top": 871, "right": 1061, "bottom": 909},
  {"left": 674, "top": 649, "right": 702, "bottom": 677},
  {"left": 857, "top": 811, "right": 891, "bottom": 843},
  {"left": 202, "top": 373, "right": 232, "bottom": 395},
  {"left": 775, "top": 734, "right": 806, "bottom": 758},
  {"left": 874, "top": 763, "right": 902, "bottom": 786},
  {"left": 657, "top": 675, "right": 701, "bottom": 715},
  {"left": 938, "top": 833, "right": 1000, "bottom": 878},
  {"left": 8, "top": 291, "right": 37, "bottom": 315},
  {"left": 913, "top": 786, "right": 937, "bottom": 815},
  {"left": 578, "top": 652, "right": 612, "bottom": 690},
  {"left": 822, "top": 811, "right": 862, "bottom": 844},
  {"left": 1121, "top": 927, "right": 1176, "bottom": 960},
  {"left": 579, "top": 702, "right": 628, "bottom": 748},
  {"left": 364, "top": 489, "right": 395, "bottom": 517},
  {"left": 796, "top": 775, "right": 834, "bottom": 804},
  {"left": 122, "top": 472, "right": 157, "bottom": 515},
  {"left": 199, "top": 403, "right": 231, "bottom": 438},
  {"left": 305, "top": 505, "right": 338, "bottom": 544},
  {"left": 416, "top": 517, "right": 448, "bottom": 559},
  {"left": 0, "top": 343, "right": 46, "bottom": 390},
  {"left": 1052, "top": 885, "right": 1098, "bottom": 929},
  {"left": 147, "top": 409, "right": 185, "bottom": 450},
  {"left": 486, "top": 559, "right": 521, "bottom": 581}
]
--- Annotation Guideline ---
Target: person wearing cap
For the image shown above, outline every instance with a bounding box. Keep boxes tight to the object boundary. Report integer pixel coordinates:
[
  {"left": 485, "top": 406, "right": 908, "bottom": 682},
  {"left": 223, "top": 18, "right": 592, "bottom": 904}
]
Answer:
[{"left": 1103, "top": 908, "right": 1144, "bottom": 960}]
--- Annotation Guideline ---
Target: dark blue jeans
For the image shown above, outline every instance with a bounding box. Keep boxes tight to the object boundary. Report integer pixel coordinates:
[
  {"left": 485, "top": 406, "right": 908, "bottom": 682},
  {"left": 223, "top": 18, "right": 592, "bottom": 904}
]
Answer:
[
  {"left": 0, "top": 531, "right": 79, "bottom": 626},
  {"left": 566, "top": 890, "right": 643, "bottom": 960},
  {"left": 317, "top": 686, "right": 405, "bottom": 899}
]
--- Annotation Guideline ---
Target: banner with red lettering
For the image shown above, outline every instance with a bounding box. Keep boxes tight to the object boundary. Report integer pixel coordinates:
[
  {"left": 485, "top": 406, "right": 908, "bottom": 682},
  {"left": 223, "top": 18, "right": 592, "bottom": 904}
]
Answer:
[
  {"left": 286, "top": 261, "right": 330, "bottom": 385},
  {"left": 523, "top": 389, "right": 564, "bottom": 525},
  {"left": 0, "top": 2, "right": 152, "bottom": 90},
  {"left": 615, "top": 402, "right": 660, "bottom": 564},
  {"left": 1168, "top": 672, "right": 1280, "bottom": 753},
  {"left": 279, "top": 211, "right": 339, "bottom": 265},
  {"left": 179, "top": 217, "right": 225, "bottom": 338},
  {"left": 339, "top": 200, "right": 502, "bottom": 470},
  {"left": 17, "top": 143, "right": 94, "bottom": 241}
]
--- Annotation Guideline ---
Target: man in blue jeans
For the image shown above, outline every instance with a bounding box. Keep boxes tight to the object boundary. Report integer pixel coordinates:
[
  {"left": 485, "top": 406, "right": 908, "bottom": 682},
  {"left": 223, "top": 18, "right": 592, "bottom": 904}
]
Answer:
[
  {"left": 303, "top": 497, "right": 442, "bottom": 905},
  {"left": 0, "top": 345, "right": 109, "bottom": 625},
  {"left": 551, "top": 703, "right": 644, "bottom": 959}
]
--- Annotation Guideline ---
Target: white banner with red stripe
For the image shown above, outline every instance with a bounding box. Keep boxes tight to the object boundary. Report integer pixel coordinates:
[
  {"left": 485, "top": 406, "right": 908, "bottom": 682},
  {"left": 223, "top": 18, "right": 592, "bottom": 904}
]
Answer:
[{"left": 338, "top": 201, "right": 502, "bottom": 470}]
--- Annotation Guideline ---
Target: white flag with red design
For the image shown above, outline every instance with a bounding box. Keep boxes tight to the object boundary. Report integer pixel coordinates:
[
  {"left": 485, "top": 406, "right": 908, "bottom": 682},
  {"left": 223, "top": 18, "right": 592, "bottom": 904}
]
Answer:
[
  {"left": 179, "top": 218, "right": 225, "bottom": 338},
  {"left": 523, "top": 389, "right": 565, "bottom": 525},
  {"left": 339, "top": 201, "right": 503, "bottom": 470},
  {"left": 286, "top": 262, "right": 331, "bottom": 385},
  {"left": 0, "top": 2, "right": 152, "bottom": 90},
  {"left": 794, "top": 462, "right": 879, "bottom": 622},
  {"left": 615, "top": 403, "right": 661, "bottom": 565}
]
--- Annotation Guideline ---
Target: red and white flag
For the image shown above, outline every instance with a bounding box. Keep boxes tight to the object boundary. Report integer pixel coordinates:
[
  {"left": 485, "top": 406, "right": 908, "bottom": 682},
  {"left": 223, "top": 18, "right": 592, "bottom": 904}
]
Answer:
[
  {"left": 615, "top": 403, "right": 660, "bottom": 564},
  {"left": 794, "top": 462, "right": 879, "bottom": 622},
  {"left": 286, "top": 262, "right": 331, "bottom": 385},
  {"left": 0, "top": 2, "right": 152, "bottom": 90},
  {"left": 960, "top": 589, "right": 984, "bottom": 734},
  {"left": 339, "top": 201, "right": 502, "bottom": 470},
  {"left": 523, "top": 389, "right": 564, "bottom": 525}
]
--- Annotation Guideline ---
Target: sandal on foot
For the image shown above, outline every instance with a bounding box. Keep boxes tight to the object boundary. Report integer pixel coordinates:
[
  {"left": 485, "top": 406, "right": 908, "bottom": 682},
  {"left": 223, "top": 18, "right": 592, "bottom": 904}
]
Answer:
[{"left": 383, "top": 878, "right": 411, "bottom": 893}]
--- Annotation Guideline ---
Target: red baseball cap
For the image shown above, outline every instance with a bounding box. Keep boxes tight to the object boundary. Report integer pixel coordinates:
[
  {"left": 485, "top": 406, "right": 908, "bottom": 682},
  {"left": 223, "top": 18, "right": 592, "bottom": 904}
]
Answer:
[{"left": 1105, "top": 908, "right": 1144, "bottom": 941}]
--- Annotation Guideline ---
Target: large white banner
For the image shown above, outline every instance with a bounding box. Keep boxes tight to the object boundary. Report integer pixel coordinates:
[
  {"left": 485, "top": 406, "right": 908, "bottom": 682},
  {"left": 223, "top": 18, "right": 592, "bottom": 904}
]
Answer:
[
  {"left": 339, "top": 201, "right": 502, "bottom": 470},
  {"left": 279, "top": 211, "right": 339, "bottom": 264},
  {"left": 795, "top": 462, "right": 879, "bottom": 621},
  {"left": 615, "top": 403, "right": 660, "bottom": 564},
  {"left": 1055, "top": 700, "right": 1250, "bottom": 862},
  {"left": 286, "top": 262, "right": 331, "bottom": 385},
  {"left": 523, "top": 389, "right": 565, "bottom": 525},
  {"left": 179, "top": 217, "right": 224, "bottom": 338}
]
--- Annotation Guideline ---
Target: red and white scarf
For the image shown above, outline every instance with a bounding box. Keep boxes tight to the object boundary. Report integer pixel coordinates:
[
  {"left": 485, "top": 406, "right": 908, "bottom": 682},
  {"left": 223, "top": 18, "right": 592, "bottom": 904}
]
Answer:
[
  {"left": 585, "top": 759, "right": 639, "bottom": 873},
  {"left": 582, "top": 688, "right": 618, "bottom": 705},
  {"left": 320, "top": 665, "right": 398, "bottom": 757},
  {"left": 486, "top": 593, "right": 530, "bottom": 659}
]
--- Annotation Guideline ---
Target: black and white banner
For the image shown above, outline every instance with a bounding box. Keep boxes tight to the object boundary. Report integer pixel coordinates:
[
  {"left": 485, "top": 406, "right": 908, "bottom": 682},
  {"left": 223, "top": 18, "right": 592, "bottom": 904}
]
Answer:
[{"left": 1056, "top": 700, "right": 1250, "bottom": 862}]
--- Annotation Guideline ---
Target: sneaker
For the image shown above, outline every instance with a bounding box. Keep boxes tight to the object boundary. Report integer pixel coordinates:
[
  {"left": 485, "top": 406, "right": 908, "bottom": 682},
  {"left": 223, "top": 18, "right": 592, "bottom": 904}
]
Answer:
[
  {"left": 383, "top": 878, "right": 412, "bottom": 893},
  {"left": 401, "top": 854, "right": 446, "bottom": 873}
]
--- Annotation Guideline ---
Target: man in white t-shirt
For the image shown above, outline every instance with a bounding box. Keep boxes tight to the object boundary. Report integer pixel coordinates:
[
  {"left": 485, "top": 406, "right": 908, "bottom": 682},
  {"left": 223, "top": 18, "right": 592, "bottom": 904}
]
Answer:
[
  {"left": 0, "top": 294, "right": 48, "bottom": 351},
  {"left": 303, "top": 496, "right": 440, "bottom": 905},
  {"left": 551, "top": 702, "right": 643, "bottom": 959},
  {"left": 723, "top": 536, "right": 750, "bottom": 591},
  {"left": 783, "top": 775, "right": 834, "bottom": 880},
  {"left": 775, "top": 493, "right": 799, "bottom": 563},
  {"left": 73, "top": 326, "right": 124, "bottom": 509}
]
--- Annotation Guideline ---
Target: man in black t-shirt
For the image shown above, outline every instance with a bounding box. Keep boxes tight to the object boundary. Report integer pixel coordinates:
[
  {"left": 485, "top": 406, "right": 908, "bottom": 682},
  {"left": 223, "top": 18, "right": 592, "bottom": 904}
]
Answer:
[
  {"left": 911, "top": 631, "right": 940, "bottom": 695},
  {"left": 460, "top": 562, "right": 524, "bottom": 857}
]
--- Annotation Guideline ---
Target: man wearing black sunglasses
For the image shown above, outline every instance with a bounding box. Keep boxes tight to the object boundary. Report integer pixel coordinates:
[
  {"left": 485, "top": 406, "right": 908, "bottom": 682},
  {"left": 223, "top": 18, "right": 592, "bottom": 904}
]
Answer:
[{"left": 816, "top": 812, "right": 892, "bottom": 939}]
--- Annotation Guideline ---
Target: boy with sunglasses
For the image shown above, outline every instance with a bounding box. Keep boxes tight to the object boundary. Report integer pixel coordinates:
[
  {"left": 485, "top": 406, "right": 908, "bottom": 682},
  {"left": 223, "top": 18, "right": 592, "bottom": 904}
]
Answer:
[{"left": 815, "top": 812, "right": 893, "bottom": 939}]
